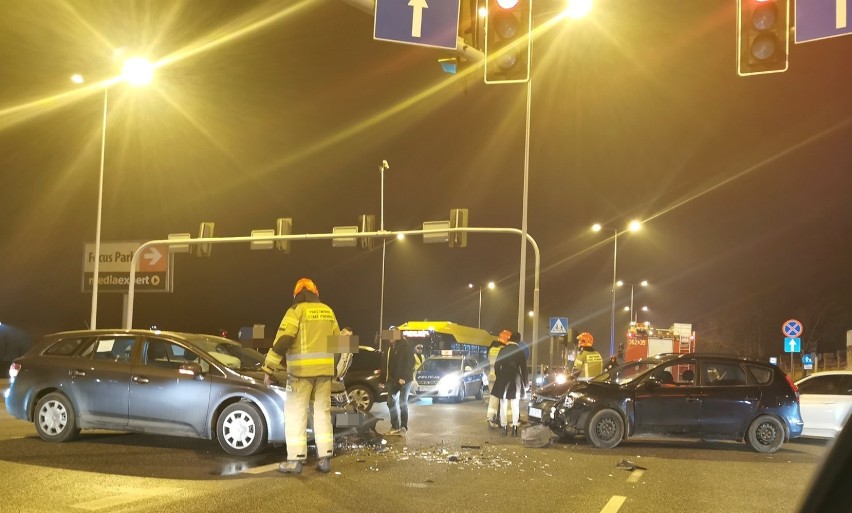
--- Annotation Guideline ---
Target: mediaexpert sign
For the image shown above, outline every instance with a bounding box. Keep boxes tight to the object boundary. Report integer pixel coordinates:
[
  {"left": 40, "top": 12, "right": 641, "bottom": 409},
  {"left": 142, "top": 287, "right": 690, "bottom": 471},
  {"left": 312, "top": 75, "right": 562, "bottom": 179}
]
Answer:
[{"left": 82, "top": 241, "right": 171, "bottom": 293}]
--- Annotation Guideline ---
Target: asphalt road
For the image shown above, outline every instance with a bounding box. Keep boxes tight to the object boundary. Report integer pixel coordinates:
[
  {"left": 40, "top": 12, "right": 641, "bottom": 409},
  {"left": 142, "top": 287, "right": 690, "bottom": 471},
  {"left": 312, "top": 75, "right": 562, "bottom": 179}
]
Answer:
[{"left": 0, "top": 383, "right": 830, "bottom": 513}]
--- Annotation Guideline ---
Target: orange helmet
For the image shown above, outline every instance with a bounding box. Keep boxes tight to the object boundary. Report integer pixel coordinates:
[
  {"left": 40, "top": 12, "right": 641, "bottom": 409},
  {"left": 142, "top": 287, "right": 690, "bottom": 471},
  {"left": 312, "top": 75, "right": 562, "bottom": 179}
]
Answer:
[
  {"left": 577, "top": 332, "right": 594, "bottom": 348},
  {"left": 498, "top": 330, "right": 512, "bottom": 344},
  {"left": 293, "top": 278, "right": 319, "bottom": 297}
]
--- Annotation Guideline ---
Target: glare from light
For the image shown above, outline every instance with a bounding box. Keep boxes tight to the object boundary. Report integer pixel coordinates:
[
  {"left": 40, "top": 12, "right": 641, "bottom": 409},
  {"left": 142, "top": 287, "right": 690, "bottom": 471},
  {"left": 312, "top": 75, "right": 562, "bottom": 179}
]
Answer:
[
  {"left": 624, "top": 306, "right": 630, "bottom": 312},
  {"left": 528, "top": 310, "right": 534, "bottom": 317},
  {"left": 591, "top": 223, "right": 602, "bottom": 232},
  {"left": 628, "top": 220, "right": 642, "bottom": 232},
  {"left": 478, "top": 6, "right": 487, "bottom": 17},
  {"left": 642, "top": 306, "right": 649, "bottom": 312},
  {"left": 487, "top": 281, "right": 496, "bottom": 290},
  {"left": 564, "top": 0, "right": 593, "bottom": 20},
  {"left": 640, "top": 280, "right": 649, "bottom": 287},
  {"left": 70, "top": 74, "right": 84, "bottom": 84},
  {"left": 497, "top": 0, "right": 520, "bottom": 9},
  {"left": 121, "top": 57, "right": 154, "bottom": 86},
  {"left": 468, "top": 283, "right": 474, "bottom": 289},
  {"left": 616, "top": 280, "right": 624, "bottom": 287},
  {"left": 396, "top": 233, "right": 405, "bottom": 240}
]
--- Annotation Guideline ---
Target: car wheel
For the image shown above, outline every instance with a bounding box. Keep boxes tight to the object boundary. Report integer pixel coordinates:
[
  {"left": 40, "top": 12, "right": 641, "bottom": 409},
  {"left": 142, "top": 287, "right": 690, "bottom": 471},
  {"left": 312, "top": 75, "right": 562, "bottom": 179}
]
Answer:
[
  {"left": 217, "top": 402, "right": 266, "bottom": 456},
  {"left": 746, "top": 415, "right": 785, "bottom": 453},
  {"left": 585, "top": 408, "right": 624, "bottom": 449},
  {"left": 454, "top": 387, "right": 465, "bottom": 403},
  {"left": 34, "top": 392, "right": 80, "bottom": 443},
  {"left": 475, "top": 382, "right": 483, "bottom": 400},
  {"left": 346, "top": 385, "right": 374, "bottom": 411}
]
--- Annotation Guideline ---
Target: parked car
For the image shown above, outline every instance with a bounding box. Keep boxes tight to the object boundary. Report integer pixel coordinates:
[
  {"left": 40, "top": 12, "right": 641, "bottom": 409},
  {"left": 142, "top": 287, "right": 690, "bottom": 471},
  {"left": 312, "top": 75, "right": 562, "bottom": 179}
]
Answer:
[
  {"left": 528, "top": 353, "right": 803, "bottom": 453},
  {"left": 5, "top": 329, "right": 379, "bottom": 456},
  {"left": 342, "top": 346, "right": 386, "bottom": 411},
  {"left": 415, "top": 354, "right": 484, "bottom": 402},
  {"left": 795, "top": 371, "right": 852, "bottom": 439}
]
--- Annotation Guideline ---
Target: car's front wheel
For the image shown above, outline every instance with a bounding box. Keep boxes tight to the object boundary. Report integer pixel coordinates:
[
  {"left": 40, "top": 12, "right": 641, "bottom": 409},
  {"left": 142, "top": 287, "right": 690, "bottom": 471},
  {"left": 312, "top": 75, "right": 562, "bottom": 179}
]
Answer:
[
  {"left": 585, "top": 408, "right": 624, "bottom": 449},
  {"left": 454, "top": 386, "right": 465, "bottom": 403},
  {"left": 34, "top": 392, "right": 80, "bottom": 443},
  {"left": 217, "top": 402, "right": 266, "bottom": 456},
  {"left": 746, "top": 415, "right": 785, "bottom": 453},
  {"left": 346, "top": 385, "right": 375, "bottom": 411}
]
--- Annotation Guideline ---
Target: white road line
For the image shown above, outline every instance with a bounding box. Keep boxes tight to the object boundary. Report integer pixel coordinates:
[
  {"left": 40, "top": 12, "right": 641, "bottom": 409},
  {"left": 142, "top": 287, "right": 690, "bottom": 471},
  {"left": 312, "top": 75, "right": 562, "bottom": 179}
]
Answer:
[
  {"left": 241, "top": 463, "right": 280, "bottom": 475},
  {"left": 600, "top": 495, "right": 627, "bottom": 513},
  {"left": 627, "top": 469, "right": 644, "bottom": 483}
]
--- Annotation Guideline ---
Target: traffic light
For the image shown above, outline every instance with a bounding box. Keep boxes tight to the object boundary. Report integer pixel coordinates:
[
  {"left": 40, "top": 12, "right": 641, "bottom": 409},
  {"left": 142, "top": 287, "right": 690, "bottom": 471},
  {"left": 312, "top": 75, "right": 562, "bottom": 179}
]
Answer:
[
  {"left": 196, "top": 222, "right": 214, "bottom": 257},
  {"left": 449, "top": 208, "right": 469, "bottom": 248},
  {"left": 359, "top": 214, "right": 376, "bottom": 250},
  {"left": 275, "top": 218, "right": 292, "bottom": 253},
  {"left": 737, "top": 0, "right": 789, "bottom": 76},
  {"left": 484, "top": 0, "right": 531, "bottom": 84}
]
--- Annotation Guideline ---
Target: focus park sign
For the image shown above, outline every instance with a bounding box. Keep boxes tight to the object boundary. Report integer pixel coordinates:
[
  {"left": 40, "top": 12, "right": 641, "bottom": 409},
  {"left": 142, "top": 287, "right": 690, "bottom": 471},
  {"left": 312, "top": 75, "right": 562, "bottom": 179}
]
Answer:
[{"left": 82, "top": 241, "right": 171, "bottom": 293}]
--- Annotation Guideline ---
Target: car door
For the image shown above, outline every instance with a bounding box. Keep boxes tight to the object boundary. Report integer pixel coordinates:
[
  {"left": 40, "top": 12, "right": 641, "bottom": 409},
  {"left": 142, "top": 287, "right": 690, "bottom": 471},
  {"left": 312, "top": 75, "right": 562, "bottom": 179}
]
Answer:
[
  {"left": 798, "top": 374, "right": 852, "bottom": 438},
  {"left": 697, "top": 360, "right": 760, "bottom": 438},
  {"left": 633, "top": 361, "right": 702, "bottom": 435},
  {"left": 127, "top": 337, "right": 212, "bottom": 437},
  {"left": 67, "top": 335, "right": 136, "bottom": 428}
]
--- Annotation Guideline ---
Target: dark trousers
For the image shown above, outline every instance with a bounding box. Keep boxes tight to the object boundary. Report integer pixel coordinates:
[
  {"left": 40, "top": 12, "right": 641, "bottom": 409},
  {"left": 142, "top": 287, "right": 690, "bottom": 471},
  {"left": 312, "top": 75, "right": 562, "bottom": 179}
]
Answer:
[{"left": 387, "top": 380, "right": 412, "bottom": 430}]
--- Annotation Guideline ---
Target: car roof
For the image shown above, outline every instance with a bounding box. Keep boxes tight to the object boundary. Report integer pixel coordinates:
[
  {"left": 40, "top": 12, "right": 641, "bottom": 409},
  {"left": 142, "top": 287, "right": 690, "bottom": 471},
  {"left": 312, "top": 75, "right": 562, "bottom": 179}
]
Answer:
[{"left": 796, "top": 370, "right": 852, "bottom": 383}]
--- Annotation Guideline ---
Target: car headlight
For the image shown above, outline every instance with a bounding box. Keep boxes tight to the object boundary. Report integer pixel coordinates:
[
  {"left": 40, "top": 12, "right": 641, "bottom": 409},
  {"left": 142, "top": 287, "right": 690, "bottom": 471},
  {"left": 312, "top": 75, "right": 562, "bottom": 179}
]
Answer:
[
  {"left": 437, "top": 372, "right": 460, "bottom": 389},
  {"left": 555, "top": 373, "right": 568, "bottom": 384}
]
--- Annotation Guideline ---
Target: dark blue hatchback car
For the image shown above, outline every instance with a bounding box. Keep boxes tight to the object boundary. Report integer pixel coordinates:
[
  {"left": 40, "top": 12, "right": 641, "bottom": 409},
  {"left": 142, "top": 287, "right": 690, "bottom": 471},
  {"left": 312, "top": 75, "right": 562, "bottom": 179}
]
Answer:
[{"left": 528, "top": 353, "right": 803, "bottom": 453}]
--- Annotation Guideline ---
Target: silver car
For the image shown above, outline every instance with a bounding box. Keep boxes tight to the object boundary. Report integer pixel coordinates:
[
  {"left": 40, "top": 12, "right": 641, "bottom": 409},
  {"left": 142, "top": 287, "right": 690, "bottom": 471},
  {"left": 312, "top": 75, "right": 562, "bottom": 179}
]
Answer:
[{"left": 5, "top": 329, "right": 376, "bottom": 456}]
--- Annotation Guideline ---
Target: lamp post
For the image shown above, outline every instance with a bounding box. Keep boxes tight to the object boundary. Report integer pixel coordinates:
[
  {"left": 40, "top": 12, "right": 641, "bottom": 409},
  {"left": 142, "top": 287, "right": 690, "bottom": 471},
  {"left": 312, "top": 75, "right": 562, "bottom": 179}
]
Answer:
[
  {"left": 378, "top": 160, "right": 389, "bottom": 338},
  {"left": 84, "top": 57, "right": 153, "bottom": 330},
  {"left": 469, "top": 281, "right": 495, "bottom": 329},
  {"left": 592, "top": 220, "right": 641, "bottom": 357},
  {"left": 617, "top": 279, "right": 648, "bottom": 324}
]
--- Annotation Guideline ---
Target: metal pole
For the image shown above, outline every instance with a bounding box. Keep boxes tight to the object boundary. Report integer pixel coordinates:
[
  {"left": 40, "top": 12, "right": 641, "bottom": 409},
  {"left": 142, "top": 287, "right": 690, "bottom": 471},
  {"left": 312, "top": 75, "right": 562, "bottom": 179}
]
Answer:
[
  {"left": 379, "top": 160, "right": 388, "bottom": 338},
  {"left": 478, "top": 286, "right": 483, "bottom": 329},
  {"left": 518, "top": 51, "right": 533, "bottom": 338},
  {"left": 90, "top": 87, "right": 109, "bottom": 330},
  {"left": 610, "top": 229, "right": 618, "bottom": 357},
  {"left": 630, "top": 284, "right": 635, "bottom": 324}
]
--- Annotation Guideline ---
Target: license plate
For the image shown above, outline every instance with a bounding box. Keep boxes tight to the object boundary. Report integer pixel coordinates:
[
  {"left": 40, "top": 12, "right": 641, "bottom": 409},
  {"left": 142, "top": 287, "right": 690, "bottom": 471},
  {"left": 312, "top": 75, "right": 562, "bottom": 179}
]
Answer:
[
  {"left": 419, "top": 386, "right": 433, "bottom": 393},
  {"left": 529, "top": 407, "right": 542, "bottom": 419}
]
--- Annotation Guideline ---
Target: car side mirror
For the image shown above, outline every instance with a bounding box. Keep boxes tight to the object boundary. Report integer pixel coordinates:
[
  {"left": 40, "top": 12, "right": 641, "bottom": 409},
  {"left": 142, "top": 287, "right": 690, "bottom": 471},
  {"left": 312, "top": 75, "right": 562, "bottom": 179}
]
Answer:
[{"left": 179, "top": 362, "right": 204, "bottom": 380}]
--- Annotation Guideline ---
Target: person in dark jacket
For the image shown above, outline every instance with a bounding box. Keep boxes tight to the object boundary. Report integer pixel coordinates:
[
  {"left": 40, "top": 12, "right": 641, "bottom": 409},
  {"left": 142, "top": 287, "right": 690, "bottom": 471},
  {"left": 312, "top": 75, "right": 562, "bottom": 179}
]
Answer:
[
  {"left": 382, "top": 331, "right": 416, "bottom": 436},
  {"left": 490, "top": 331, "right": 529, "bottom": 437}
]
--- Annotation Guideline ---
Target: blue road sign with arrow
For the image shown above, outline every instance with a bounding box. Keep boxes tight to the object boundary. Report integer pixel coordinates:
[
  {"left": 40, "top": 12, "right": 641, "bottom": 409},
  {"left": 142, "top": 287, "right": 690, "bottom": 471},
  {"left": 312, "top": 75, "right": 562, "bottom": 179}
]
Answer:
[
  {"left": 374, "top": 0, "right": 460, "bottom": 50},
  {"left": 784, "top": 337, "right": 801, "bottom": 353}
]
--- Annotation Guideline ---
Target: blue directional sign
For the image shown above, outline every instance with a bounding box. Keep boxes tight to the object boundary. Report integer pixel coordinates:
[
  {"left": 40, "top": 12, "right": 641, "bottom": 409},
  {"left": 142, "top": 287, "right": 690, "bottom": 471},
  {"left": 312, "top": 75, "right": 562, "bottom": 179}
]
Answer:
[
  {"left": 796, "top": 0, "right": 852, "bottom": 43},
  {"left": 374, "top": 0, "right": 460, "bottom": 50},
  {"left": 549, "top": 317, "right": 569, "bottom": 336},
  {"left": 784, "top": 337, "right": 802, "bottom": 353},
  {"left": 802, "top": 354, "right": 814, "bottom": 365}
]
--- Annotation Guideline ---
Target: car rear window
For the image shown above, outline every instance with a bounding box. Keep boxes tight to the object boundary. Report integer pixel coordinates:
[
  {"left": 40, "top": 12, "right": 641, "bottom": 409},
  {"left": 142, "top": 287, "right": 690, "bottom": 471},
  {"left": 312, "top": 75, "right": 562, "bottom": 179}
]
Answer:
[
  {"left": 746, "top": 364, "right": 773, "bottom": 385},
  {"left": 43, "top": 337, "right": 93, "bottom": 357}
]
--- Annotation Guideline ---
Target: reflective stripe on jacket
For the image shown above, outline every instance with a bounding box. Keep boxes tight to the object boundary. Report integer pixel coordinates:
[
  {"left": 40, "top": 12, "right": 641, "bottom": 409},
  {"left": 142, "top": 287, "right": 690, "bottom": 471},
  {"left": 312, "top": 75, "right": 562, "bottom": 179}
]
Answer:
[{"left": 279, "top": 301, "right": 338, "bottom": 377}]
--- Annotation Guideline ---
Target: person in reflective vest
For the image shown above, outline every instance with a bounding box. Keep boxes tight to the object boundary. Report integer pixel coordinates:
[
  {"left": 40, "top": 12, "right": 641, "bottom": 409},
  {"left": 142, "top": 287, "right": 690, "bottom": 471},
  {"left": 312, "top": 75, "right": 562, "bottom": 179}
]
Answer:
[
  {"left": 573, "top": 332, "right": 603, "bottom": 379},
  {"left": 263, "top": 277, "right": 339, "bottom": 475},
  {"left": 486, "top": 330, "right": 511, "bottom": 427}
]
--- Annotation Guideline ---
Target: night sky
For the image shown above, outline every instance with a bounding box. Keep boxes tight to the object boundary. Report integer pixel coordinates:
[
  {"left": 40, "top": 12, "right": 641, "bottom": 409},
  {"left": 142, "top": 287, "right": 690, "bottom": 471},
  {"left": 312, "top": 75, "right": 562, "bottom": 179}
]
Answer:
[{"left": 1, "top": 0, "right": 850, "bottom": 358}]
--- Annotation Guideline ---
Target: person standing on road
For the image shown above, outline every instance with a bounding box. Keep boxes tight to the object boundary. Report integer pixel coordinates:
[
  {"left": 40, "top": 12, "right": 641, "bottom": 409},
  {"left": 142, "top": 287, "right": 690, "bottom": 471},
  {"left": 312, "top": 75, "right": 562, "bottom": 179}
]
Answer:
[
  {"left": 486, "top": 330, "right": 511, "bottom": 428},
  {"left": 491, "top": 331, "right": 528, "bottom": 437},
  {"left": 573, "top": 332, "right": 604, "bottom": 379},
  {"left": 382, "top": 329, "right": 415, "bottom": 436},
  {"left": 409, "top": 343, "right": 426, "bottom": 401},
  {"left": 263, "top": 277, "right": 339, "bottom": 475}
]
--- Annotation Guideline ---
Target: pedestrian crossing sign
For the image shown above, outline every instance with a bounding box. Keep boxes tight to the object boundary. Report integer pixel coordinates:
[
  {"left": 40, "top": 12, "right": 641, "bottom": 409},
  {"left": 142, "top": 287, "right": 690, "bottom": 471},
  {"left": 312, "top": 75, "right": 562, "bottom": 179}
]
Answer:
[{"left": 550, "top": 317, "right": 569, "bottom": 336}]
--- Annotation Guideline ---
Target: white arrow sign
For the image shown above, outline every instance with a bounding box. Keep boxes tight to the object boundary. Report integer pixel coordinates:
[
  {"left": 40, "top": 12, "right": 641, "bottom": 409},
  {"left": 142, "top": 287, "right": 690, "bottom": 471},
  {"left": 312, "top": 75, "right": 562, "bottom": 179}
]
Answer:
[
  {"left": 409, "top": 0, "right": 428, "bottom": 38},
  {"left": 143, "top": 246, "right": 162, "bottom": 266}
]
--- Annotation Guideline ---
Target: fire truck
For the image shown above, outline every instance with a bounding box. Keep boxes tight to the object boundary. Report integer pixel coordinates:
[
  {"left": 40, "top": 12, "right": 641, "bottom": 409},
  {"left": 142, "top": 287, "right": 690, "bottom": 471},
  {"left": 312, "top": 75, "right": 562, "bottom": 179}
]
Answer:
[{"left": 624, "top": 322, "right": 695, "bottom": 361}]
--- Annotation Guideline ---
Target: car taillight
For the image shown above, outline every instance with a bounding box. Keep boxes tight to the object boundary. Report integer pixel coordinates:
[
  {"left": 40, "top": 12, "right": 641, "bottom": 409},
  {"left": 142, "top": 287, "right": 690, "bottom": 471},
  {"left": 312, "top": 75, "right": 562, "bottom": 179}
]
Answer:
[
  {"left": 784, "top": 373, "right": 799, "bottom": 399},
  {"left": 8, "top": 362, "right": 20, "bottom": 379}
]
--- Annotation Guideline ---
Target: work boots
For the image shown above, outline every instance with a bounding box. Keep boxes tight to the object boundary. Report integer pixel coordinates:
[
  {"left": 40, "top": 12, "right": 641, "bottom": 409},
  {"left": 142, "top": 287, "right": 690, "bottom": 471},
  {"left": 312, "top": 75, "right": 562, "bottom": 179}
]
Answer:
[
  {"left": 278, "top": 460, "right": 303, "bottom": 474},
  {"left": 316, "top": 457, "right": 331, "bottom": 474},
  {"left": 501, "top": 426, "right": 508, "bottom": 437},
  {"left": 512, "top": 426, "right": 519, "bottom": 437}
]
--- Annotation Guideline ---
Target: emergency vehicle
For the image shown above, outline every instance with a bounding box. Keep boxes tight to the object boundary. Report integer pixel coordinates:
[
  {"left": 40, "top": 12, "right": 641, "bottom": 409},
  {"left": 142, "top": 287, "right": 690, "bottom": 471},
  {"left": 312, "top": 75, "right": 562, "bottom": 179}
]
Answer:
[
  {"left": 624, "top": 322, "right": 695, "bottom": 361},
  {"left": 395, "top": 321, "right": 495, "bottom": 362}
]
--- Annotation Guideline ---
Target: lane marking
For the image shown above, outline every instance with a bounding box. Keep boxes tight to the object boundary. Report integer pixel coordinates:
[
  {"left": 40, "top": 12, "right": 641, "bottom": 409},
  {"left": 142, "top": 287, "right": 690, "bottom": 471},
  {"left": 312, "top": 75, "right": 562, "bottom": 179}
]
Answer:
[
  {"left": 241, "top": 463, "right": 280, "bottom": 475},
  {"left": 627, "top": 469, "right": 644, "bottom": 483},
  {"left": 600, "top": 495, "right": 627, "bottom": 513}
]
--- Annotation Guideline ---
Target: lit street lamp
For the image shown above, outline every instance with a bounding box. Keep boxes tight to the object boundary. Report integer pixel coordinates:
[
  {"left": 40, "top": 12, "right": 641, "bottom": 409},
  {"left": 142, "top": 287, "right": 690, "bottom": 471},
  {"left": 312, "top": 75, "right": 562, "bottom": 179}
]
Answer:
[
  {"left": 617, "top": 279, "right": 648, "bottom": 324},
  {"left": 469, "top": 281, "right": 496, "bottom": 329},
  {"left": 592, "top": 220, "right": 641, "bottom": 357},
  {"left": 84, "top": 56, "right": 154, "bottom": 330}
]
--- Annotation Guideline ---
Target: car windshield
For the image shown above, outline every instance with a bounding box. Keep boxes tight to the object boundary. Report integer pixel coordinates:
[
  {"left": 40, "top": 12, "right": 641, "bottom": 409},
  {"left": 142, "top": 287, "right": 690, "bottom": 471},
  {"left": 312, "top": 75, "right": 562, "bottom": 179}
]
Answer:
[
  {"left": 182, "top": 334, "right": 265, "bottom": 371},
  {"left": 420, "top": 358, "right": 461, "bottom": 373},
  {"left": 591, "top": 361, "right": 661, "bottom": 385}
]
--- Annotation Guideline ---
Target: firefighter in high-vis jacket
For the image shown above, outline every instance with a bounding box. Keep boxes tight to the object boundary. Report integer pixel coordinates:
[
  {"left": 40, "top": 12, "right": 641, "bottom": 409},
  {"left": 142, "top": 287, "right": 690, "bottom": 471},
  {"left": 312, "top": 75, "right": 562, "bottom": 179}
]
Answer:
[
  {"left": 573, "top": 332, "right": 604, "bottom": 379},
  {"left": 263, "top": 277, "right": 340, "bottom": 475}
]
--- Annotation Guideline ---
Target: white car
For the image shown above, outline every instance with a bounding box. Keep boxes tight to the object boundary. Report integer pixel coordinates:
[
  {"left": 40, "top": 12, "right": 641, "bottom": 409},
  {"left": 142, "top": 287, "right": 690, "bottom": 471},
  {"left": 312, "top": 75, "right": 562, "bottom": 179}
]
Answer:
[{"left": 795, "top": 371, "right": 852, "bottom": 439}]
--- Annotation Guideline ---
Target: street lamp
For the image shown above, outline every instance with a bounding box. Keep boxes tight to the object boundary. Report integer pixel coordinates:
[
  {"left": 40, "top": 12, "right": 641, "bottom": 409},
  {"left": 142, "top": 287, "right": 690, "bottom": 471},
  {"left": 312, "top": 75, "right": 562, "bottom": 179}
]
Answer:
[
  {"left": 84, "top": 56, "right": 153, "bottom": 330},
  {"left": 617, "top": 279, "right": 648, "bottom": 324},
  {"left": 592, "top": 220, "right": 641, "bottom": 357},
  {"left": 378, "top": 160, "right": 389, "bottom": 338},
  {"left": 469, "top": 281, "right": 495, "bottom": 329}
]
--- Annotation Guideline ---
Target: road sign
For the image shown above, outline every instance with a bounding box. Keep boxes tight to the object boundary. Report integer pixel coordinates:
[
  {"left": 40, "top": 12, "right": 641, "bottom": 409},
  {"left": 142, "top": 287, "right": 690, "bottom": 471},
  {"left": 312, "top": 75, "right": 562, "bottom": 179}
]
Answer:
[
  {"left": 796, "top": 0, "right": 852, "bottom": 43},
  {"left": 782, "top": 319, "right": 803, "bottom": 337},
  {"left": 374, "top": 0, "right": 460, "bottom": 49},
  {"left": 83, "top": 241, "right": 171, "bottom": 293},
  {"left": 549, "top": 317, "right": 568, "bottom": 336},
  {"left": 802, "top": 354, "right": 814, "bottom": 365},
  {"left": 784, "top": 337, "right": 801, "bottom": 353}
]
